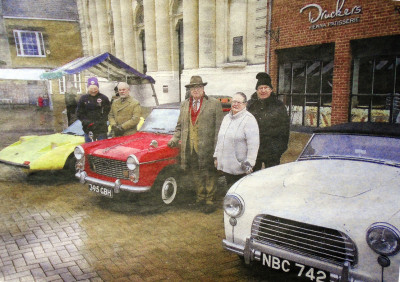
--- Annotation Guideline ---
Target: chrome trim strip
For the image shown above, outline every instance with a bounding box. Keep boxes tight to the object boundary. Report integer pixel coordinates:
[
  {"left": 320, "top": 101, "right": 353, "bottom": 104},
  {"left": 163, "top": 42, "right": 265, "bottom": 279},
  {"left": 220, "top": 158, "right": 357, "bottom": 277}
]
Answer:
[
  {"left": 75, "top": 171, "right": 151, "bottom": 193},
  {"left": 0, "top": 159, "right": 30, "bottom": 168},
  {"left": 222, "top": 239, "right": 245, "bottom": 256},
  {"left": 139, "top": 157, "right": 177, "bottom": 165}
]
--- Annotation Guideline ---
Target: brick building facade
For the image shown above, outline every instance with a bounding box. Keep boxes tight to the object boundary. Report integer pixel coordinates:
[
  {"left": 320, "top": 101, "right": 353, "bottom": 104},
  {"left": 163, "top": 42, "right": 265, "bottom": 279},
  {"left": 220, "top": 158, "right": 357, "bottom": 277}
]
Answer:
[{"left": 267, "top": 0, "right": 400, "bottom": 127}]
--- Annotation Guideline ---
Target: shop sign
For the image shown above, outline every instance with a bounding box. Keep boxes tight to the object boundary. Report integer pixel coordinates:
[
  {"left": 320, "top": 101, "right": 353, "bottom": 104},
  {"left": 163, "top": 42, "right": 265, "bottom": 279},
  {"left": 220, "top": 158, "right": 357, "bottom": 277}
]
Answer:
[{"left": 300, "top": 0, "right": 362, "bottom": 30}]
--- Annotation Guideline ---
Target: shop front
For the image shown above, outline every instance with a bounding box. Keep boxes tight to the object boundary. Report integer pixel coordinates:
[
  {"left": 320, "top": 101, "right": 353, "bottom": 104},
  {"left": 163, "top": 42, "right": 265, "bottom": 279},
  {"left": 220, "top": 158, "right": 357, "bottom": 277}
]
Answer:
[{"left": 268, "top": 0, "right": 400, "bottom": 127}]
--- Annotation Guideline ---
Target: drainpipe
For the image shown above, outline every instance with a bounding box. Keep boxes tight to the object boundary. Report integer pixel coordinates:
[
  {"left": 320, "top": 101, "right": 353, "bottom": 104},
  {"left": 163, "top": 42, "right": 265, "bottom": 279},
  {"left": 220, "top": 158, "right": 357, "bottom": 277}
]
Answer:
[{"left": 266, "top": 0, "right": 273, "bottom": 73}]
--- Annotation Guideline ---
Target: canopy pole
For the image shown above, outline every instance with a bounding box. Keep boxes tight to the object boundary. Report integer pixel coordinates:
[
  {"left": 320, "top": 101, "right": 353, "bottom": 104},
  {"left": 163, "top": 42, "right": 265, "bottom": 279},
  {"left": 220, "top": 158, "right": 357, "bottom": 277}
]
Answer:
[{"left": 150, "top": 83, "right": 159, "bottom": 106}]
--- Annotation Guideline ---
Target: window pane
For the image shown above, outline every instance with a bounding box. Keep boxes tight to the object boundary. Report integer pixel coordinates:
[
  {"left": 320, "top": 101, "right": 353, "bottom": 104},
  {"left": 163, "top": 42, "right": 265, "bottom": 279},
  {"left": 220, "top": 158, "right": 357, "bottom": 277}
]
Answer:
[
  {"left": 358, "top": 57, "right": 373, "bottom": 94},
  {"left": 22, "top": 32, "right": 39, "bottom": 55},
  {"left": 278, "top": 63, "right": 291, "bottom": 94},
  {"left": 306, "top": 61, "right": 321, "bottom": 94},
  {"left": 374, "top": 57, "right": 395, "bottom": 94},
  {"left": 292, "top": 62, "right": 306, "bottom": 93},
  {"left": 321, "top": 60, "right": 334, "bottom": 94}
]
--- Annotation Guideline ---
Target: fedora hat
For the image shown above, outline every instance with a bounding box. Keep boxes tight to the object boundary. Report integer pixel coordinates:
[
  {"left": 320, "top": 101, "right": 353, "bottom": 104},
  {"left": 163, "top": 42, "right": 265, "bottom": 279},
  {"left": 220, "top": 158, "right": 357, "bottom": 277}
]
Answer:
[{"left": 185, "top": 75, "right": 207, "bottom": 88}]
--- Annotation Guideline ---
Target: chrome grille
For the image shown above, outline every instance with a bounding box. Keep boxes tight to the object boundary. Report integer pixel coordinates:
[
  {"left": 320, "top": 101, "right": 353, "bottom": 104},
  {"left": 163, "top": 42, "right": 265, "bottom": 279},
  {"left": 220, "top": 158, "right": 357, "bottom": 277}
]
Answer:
[
  {"left": 88, "top": 155, "right": 128, "bottom": 180},
  {"left": 251, "top": 214, "right": 357, "bottom": 266}
]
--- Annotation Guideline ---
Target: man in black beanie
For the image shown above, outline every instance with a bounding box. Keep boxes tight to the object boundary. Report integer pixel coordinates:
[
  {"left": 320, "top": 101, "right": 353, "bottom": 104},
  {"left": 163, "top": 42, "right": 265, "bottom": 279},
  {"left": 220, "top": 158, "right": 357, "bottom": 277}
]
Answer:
[{"left": 247, "top": 72, "right": 290, "bottom": 170}]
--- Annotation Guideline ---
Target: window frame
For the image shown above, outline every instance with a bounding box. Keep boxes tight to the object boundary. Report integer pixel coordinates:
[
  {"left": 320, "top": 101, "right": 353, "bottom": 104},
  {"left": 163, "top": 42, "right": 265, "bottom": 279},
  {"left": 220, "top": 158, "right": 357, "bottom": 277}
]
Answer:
[
  {"left": 350, "top": 55, "right": 400, "bottom": 123},
  {"left": 13, "top": 30, "right": 46, "bottom": 57},
  {"left": 59, "top": 76, "right": 66, "bottom": 94}
]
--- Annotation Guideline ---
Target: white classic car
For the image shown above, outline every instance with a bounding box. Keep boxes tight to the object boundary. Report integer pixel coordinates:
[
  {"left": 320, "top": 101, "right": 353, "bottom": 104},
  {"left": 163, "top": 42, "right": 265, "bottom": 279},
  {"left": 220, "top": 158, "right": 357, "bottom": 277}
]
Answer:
[{"left": 223, "top": 122, "right": 400, "bottom": 282}]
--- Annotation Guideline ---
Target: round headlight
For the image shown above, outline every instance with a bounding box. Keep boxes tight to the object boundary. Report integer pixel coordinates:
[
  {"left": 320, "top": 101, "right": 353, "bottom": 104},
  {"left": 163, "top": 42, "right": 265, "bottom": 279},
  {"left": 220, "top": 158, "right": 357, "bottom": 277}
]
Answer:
[
  {"left": 126, "top": 155, "right": 139, "bottom": 171},
  {"left": 366, "top": 223, "right": 400, "bottom": 256},
  {"left": 74, "top": 146, "right": 84, "bottom": 160},
  {"left": 223, "top": 194, "right": 244, "bottom": 218}
]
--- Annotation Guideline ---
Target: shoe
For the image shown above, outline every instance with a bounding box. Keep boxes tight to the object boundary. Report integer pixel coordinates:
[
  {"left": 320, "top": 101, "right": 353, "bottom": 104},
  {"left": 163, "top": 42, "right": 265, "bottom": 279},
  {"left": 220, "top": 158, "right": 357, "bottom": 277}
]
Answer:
[
  {"left": 202, "top": 204, "right": 216, "bottom": 214},
  {"left": 188, "top": 199, "right": 204, "bottom": 209}
]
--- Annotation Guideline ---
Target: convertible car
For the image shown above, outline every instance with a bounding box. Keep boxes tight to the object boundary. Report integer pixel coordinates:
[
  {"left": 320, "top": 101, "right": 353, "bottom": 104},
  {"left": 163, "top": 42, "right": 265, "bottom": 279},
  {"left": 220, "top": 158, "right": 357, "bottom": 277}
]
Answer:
[
  {"left": 75, "top": 103, "right": 181, "bottom": 205},
  {"left": 0, "top": 120, "right": 84, "bottom": 173},
  {"left": 223, "top": 122, "right": 400, "bottom": 282}
]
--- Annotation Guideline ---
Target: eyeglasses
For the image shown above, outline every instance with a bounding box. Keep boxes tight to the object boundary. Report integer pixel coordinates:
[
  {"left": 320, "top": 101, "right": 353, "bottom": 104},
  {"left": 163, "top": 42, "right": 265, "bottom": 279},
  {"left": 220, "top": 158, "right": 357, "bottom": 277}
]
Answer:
[{"left": 232, "top": 100, "right": 245, "bottom": 104}]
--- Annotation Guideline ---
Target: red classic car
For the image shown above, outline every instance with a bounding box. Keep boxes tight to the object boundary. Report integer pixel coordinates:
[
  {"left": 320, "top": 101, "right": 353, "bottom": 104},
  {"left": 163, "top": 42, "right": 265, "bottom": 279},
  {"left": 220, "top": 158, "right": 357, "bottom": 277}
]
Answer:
[{"left": 74, "top": 103, "right": 182, "bottom": 205}]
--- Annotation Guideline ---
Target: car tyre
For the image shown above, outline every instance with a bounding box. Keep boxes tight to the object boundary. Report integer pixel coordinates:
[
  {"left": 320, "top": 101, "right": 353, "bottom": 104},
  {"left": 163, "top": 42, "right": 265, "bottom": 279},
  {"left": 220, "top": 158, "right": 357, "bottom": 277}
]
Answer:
[
  {"left": 64, "top": 154, "right": 77, "bottom": 174},
  {"left": 152, "top": 166, "right": 181, "bottom": 206}
]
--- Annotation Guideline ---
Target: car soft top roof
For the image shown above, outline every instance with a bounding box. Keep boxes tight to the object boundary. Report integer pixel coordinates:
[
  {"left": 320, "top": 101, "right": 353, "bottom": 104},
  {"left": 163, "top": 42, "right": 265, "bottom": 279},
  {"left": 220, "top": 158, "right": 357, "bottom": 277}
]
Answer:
[{"left": 314, "top": 122, "right": 400, "bottom": 137}]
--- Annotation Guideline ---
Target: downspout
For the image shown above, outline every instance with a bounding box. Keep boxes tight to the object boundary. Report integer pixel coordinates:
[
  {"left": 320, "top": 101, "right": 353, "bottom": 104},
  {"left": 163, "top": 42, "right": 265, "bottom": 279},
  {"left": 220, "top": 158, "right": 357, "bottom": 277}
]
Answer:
[{"left": 266, "top": 0, "right": 273, "bottom": 73}]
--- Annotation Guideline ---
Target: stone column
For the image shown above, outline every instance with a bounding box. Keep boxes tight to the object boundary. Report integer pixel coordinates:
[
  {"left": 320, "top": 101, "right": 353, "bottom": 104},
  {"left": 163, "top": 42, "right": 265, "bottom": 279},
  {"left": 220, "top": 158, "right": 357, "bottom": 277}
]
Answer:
[
  {"left": 76, "top": 0, "right": 91, "bottom": 56},
  {"left": 111, "top": 0, "right": 124, "bottom": 59},
  {"left": 95, "top": 0, "right": 111, "bottom": 53},
  {"left": 182, "top": 0, "right": 198, "bottom": 69},
  {"left": 89, "top": 0, "right": 100, "bottom": 55},
  {"left": 154, "top": 0, "right": 171, "bottom": 71},
  {"left": 198, "top": 0, "right": 216, "bottom": 68},
  {"left": 120, "top": 0, "right": 136, "bottom": 67},
  {"left": 143, "top": 0, "right": 157, "bottom": 72}
]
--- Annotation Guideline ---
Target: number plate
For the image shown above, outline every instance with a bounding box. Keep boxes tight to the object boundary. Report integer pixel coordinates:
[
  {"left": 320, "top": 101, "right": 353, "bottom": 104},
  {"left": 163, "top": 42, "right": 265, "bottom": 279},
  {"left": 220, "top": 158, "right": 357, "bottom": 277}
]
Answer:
[
  {"left": 261, "top": 253, "right": 330, "bottom": 281},
  {"left": 88, "top": 183, "right": 114, "bottom": 198}
]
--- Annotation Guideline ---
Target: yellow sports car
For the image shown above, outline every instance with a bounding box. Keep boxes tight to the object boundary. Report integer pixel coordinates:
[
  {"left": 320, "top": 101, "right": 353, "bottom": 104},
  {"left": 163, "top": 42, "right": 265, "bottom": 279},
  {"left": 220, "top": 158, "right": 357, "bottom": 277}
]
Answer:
[{"left": 0, "top": 120, "right": 85, "bottom": 173}]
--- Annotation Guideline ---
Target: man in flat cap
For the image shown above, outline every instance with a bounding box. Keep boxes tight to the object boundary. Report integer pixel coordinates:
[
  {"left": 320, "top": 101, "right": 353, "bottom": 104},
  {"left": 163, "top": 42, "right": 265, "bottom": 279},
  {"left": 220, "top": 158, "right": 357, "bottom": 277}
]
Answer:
[
  {"left": 247, "top": 72, "right": 290, "bottom": 170},
  {"left": 168, "top": 76, "right": 223, "bottom": 214},
  {"left": 77, "top": 77, "right": 111, "bottom": 142}
]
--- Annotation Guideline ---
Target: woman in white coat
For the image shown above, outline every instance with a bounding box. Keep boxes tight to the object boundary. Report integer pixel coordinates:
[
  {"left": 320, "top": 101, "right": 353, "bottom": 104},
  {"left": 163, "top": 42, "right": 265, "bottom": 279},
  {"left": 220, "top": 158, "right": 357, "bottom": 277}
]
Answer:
[{"left": 214, "top": 92, "right": 260, "bottom": 187}]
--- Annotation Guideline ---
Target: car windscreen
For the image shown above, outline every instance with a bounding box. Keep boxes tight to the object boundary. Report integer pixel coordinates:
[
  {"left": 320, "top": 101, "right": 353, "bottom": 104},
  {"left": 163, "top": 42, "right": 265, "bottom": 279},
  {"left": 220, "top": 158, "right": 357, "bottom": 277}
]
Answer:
[
  {"left": 300, "top": 134, "right": 400, "bottom": 165},
  {"left": 139, "top": 108, "right": 180, "bottom": 134},
  {"left": 61, "top": 120, "right": 85, "bottom": 136}
]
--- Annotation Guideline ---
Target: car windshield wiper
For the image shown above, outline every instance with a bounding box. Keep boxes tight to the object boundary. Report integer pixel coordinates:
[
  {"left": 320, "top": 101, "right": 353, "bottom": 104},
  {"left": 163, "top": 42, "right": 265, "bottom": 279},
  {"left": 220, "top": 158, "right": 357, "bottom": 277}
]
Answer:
[{"left": 62, "top": 131, "right": 77, "bottom": 135}]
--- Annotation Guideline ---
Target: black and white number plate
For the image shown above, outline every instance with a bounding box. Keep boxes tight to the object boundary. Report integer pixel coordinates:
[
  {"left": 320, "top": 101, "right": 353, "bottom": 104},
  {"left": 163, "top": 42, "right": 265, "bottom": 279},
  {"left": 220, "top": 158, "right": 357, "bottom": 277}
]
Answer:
[
  {"left": 88, "top": 183, "right": 114, "bottom": 198},
  {"left": 261, "top": 253, "right": 330, "bottom": 281}
]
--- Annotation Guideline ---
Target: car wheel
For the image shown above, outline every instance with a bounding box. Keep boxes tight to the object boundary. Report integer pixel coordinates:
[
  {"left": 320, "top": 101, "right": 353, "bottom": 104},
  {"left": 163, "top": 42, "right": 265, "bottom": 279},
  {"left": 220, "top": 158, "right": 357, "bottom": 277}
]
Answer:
[{"left": 152, "top": 167, "right": 180, "bottom": 205}]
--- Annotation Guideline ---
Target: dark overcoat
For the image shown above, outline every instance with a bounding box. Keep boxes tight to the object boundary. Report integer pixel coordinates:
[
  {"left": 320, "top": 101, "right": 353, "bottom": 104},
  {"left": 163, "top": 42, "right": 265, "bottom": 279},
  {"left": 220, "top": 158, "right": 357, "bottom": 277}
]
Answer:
[{"left": 247, "top": 92, "right": 290, "bottom": 160}]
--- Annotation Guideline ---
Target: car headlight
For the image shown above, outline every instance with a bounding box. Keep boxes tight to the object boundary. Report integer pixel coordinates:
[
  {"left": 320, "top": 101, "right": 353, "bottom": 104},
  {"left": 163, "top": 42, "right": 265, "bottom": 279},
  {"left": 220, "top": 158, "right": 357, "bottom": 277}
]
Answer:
[
  {"left": 366, "top": 223, "right": 400, "bottom": 256},
  {"left": 74, "top": 146, "right": 84, "bottom": 160},
  {"left": 223, "top": 194, "right": 244, "bottom": 218},
  {"left": 126, "top": 155, "right": 139, "bottom": 171}
]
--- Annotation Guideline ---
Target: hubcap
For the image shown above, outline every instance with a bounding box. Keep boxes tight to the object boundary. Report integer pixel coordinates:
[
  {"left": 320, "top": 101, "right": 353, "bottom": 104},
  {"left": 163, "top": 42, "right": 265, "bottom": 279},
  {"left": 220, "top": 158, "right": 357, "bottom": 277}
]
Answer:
[{"left": 161, "top": 177, "right": 177, "bottom": 204}]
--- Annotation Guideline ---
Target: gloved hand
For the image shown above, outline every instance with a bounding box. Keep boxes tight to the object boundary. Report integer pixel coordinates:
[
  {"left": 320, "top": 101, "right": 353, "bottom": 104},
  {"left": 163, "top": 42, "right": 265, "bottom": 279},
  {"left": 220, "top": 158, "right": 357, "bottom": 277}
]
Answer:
[
  {"left": 167, "top": 140, "right": 177, "bottom": 148},
  {"left": 82, "top": 120, "right": 94, "bottom": 132},
  {"left": 112, "top": 125, "right": 124, "bottom": 136},
  {"left": 241, "top": 161, "right": 253, "bottom": 174}
]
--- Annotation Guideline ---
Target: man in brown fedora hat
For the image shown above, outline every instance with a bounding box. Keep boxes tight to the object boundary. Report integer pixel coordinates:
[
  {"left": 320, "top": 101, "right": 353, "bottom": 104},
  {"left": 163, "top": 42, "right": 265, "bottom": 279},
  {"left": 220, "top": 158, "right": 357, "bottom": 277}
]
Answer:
[{"left": 168, "top": 75, "right": 223, "bottom": 213}]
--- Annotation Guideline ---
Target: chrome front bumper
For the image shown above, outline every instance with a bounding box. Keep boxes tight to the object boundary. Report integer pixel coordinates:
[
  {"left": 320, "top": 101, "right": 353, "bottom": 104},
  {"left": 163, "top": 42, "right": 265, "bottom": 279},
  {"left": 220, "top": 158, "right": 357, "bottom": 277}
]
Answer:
[
  {"left": 222, "top": 238, "right": 374, "bottom": 282},
  {"left": 75, "top": 171, "right": 151, "bottom": 194}
]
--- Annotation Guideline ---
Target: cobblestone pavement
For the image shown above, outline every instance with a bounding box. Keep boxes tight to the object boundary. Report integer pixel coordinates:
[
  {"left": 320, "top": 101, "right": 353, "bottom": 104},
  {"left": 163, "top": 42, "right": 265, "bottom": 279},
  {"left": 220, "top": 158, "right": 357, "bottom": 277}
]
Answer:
[{"left": 0, "top": 106, "right": 311, "bottom": 281}]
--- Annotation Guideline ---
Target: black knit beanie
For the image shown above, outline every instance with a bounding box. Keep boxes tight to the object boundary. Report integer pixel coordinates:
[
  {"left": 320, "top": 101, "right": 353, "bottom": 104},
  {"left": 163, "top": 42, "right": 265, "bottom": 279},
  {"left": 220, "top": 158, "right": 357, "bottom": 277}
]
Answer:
[{"left": 255, "top": 72, "right": 273, "bottom": 90}]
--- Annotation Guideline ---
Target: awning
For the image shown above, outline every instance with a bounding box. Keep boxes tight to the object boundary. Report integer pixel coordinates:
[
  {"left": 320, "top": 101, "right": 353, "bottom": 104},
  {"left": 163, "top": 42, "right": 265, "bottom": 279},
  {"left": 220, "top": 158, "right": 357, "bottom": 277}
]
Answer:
[
  {"left": 40, "top": 52, "right": 155, "bottom": 85},
  {"left": 0, "top": 68, "right": 46, "bottom": 81}
]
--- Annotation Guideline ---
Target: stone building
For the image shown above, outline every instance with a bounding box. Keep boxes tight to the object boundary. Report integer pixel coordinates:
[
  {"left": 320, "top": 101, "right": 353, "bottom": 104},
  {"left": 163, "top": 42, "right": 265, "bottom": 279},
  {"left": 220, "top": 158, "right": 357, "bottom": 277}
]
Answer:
[
  {"left": 76, "top": 0, "right": 268, "bottom": 106},
  {"left": 268, "top": 0, "right": 400, "bottom": 127},
  {"left": 0, "top": 0, "right": 84, "bottom": 130}
]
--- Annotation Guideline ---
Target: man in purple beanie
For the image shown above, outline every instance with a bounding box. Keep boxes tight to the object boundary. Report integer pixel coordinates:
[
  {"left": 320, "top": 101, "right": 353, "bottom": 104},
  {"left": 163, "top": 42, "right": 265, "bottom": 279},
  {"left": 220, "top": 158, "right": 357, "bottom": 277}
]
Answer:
[{"left": 77, "top": 77, "right": 111, "bottom": 142}]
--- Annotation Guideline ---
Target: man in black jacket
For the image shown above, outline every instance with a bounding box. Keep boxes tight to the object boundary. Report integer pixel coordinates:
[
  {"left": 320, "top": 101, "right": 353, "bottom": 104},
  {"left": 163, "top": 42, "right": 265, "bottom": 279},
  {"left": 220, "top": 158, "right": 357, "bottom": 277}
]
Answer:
[
  {"left": 247, "top": 72, "right": 290, "bottom": 171},
  {"left": 77, "top": 77, "right": 111, "bottom": 142}
]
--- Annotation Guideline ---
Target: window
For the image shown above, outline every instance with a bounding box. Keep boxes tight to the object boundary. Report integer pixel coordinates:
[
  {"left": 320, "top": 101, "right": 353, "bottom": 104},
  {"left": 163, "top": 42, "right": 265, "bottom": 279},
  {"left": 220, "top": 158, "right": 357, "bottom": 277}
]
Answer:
[
  {"left": 232, "top": 36, "right": 243, "bottom": 56},
  {"left": 74, "top": 74, "right": 82, "bottom": 94},
  {"left": 59, "top": 76, "right": 66, "bottom": 94},
  {"left": 350, "top": 36, "right": 400, "bottom": 123},
  {"left": 13, "top": 30, "right": 46, "bottom": 57},
  {"left": 277, "top": 44, "right": 334, "bottom": 128}
]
